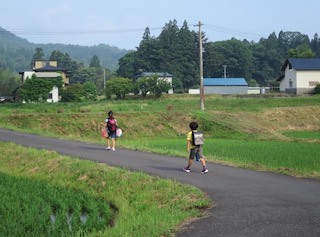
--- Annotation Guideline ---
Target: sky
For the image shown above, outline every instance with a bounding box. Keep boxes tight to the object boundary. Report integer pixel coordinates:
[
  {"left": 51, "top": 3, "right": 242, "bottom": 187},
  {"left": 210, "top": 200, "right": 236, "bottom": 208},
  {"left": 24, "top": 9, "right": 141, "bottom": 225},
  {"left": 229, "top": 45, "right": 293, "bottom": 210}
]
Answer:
[{"left": 1, "top": 0, "right": 319, "bottom": 50}]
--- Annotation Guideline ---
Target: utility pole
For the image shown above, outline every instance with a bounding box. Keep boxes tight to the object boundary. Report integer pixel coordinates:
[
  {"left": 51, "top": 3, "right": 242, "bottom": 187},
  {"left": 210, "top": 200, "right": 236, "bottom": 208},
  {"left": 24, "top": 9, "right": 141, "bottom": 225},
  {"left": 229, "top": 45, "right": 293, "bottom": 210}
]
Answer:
[
  {"left": 103, "top": 69, "right": 106, "bottom": 89},
  {"left": 197, "top": 21, "right": 205, "bottom": 111},
  {"left": 223, "top": 65, "right": 227, "bottom": 78}
]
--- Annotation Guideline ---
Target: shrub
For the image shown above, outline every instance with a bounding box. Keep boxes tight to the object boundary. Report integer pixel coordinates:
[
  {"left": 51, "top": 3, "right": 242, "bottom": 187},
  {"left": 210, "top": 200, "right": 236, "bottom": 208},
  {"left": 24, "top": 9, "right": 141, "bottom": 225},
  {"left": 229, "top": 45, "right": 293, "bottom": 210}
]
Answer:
[{"left": 314, "top": 84, "right": 320, "bottom": 94}]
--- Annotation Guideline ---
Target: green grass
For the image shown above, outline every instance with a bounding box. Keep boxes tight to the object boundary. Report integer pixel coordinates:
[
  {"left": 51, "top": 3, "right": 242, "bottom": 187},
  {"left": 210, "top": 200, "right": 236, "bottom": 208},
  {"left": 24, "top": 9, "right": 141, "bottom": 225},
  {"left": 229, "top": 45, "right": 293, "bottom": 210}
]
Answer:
[
  {"left": 120, "top": 137, "right": 320, "bottom": 179},
  {"left": 282, "top": 130, "right": 320, "bottom": 140},
  {"left": 0, "top": 94, "right": 320, "bottom": 236},
  {"left": 2, "top": 94, "right": 320, "bottom": 114},
  {"left": 0, "top": 142, "right": 211, "bottom": 237}
]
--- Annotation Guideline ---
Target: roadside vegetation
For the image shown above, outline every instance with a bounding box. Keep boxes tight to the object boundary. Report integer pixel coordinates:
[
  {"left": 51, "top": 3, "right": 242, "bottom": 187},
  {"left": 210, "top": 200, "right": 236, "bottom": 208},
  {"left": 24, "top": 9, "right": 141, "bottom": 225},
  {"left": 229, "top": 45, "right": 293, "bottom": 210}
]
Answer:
[{"left": 0, "top": 94, "right": 319, "bottom": 236}]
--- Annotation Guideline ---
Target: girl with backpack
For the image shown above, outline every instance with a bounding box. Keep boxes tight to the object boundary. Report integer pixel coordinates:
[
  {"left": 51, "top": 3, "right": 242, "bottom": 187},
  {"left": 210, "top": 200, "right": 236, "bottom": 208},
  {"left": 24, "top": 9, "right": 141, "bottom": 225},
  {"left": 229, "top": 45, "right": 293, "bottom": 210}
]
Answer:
[{"left": 105, "top": 110, "right": 118, "bottom": 151}]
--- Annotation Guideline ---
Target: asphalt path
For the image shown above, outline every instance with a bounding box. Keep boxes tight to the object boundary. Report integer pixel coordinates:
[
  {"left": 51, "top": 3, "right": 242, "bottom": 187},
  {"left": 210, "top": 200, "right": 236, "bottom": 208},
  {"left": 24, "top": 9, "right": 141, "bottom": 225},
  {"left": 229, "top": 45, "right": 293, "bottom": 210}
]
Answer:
[{"left": 0, "top": 128, "right": 319, "bottom": 237}]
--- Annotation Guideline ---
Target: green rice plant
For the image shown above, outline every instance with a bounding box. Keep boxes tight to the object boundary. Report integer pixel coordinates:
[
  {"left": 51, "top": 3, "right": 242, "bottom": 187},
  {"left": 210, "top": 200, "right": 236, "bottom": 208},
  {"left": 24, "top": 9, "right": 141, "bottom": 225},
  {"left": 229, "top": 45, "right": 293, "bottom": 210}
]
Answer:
[
  {"left": 0, "top": 172, "right": 115, "bottom": 237},
  {"left": 121, "top": 138, "right": 320, "bottom": 179},
  {"left": 0, "top": 142, "right": 211, "bottom": 237},
  {"left": 282, "top": 130, "right": 320, "bottom": 140}
]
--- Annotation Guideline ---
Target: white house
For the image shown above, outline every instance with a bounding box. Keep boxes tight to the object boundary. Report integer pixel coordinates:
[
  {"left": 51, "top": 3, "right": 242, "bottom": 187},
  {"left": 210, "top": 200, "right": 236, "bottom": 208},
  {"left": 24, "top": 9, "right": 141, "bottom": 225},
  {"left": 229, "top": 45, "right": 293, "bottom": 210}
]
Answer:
[
  {"left": 203, "top": 78, "right": 248, "bottom": 95},
  {"left": 20, "top": 61, "right": 70, "bottom": 102},
  {"left": 277, "top": 58, "right": 320, "bottom": 94},
  {"left": 135, "top": 72, "right": 173, "bottom": 94}
]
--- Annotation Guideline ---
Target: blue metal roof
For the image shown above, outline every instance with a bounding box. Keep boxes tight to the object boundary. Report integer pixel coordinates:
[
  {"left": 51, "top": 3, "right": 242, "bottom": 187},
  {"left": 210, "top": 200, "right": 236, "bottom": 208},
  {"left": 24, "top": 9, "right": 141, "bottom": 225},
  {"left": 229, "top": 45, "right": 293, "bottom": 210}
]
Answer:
[
  {"left": 203, "top": 78, "right": 248, "bottom": 86},
  {"left": 281, "top": 58, "right": 320, "bottom": 71}
]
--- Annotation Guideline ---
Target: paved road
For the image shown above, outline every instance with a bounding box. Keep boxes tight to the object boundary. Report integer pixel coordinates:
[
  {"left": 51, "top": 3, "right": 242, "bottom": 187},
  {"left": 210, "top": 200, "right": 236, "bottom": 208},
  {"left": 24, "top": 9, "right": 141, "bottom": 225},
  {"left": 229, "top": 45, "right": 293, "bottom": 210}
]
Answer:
[{"left": 1, "top": 128, "right": 319, "bottom": 237}]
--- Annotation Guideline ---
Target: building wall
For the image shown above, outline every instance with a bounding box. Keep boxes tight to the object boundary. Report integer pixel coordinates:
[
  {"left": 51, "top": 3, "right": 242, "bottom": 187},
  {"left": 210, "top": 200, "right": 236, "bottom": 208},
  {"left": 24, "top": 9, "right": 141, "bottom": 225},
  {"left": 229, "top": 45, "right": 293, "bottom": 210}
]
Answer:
[
  {"left": 47, "top": 86, "right": 59, "bottom": 103},
  {"left": 34, "top": 61, "right": 57, "bottom": 69},
  {"left": 280, "top": 65, "right": 297, "bottom": 92},
  {"left": 163, "top": 76, "right": 173, "bottom": 94},
  {"left": 204, "top": 86, "right": 247, "bottom": 95},
  {"left": 280, "top": 65, "right": 320, "bottom": 94},
  {"left": 21, "top": 72, "right": 60, "bottom": 103}
]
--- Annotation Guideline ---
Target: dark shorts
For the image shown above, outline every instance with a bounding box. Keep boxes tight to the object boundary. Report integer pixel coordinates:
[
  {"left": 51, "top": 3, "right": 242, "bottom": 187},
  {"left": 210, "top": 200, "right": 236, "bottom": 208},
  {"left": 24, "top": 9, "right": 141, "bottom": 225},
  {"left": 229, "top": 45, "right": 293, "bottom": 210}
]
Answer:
[
  {"left": 189, "top": 146, "right": 203, "bottom": 160},
  {"left": 108, "top": 131, "right": 116, "bottom": 138}
]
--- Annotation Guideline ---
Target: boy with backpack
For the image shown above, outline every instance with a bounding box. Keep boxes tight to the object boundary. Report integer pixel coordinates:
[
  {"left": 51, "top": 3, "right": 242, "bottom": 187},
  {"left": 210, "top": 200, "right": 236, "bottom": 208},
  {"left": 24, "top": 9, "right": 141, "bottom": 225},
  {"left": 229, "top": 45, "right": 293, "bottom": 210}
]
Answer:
[
  {"left": 183, "top": 121, "right": 208, "bottom": 174},
  {"left": 105, "top": 111, "right": 118, "bottom": 151}
]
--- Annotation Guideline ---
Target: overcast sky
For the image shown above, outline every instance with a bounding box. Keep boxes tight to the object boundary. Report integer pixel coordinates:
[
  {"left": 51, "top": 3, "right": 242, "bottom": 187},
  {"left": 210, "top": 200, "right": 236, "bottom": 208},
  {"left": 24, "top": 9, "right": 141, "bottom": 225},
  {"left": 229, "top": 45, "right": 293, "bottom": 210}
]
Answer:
[{"left": 1, "top": 0, "right": 319, "bottom": 50}]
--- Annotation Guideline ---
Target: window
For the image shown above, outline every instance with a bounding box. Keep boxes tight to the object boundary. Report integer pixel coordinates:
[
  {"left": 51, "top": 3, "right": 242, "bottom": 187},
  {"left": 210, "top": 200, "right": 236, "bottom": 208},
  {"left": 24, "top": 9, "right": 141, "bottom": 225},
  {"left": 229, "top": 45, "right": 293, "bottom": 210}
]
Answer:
[
  {"left": 289, "top": 79, "right": 293, "bottom": 88},
  {"left": 309, "top": 81, "right": 319, "bottom": 86},
  {"left": 48, "top": 93, "right": 53, "bottom": 99}
]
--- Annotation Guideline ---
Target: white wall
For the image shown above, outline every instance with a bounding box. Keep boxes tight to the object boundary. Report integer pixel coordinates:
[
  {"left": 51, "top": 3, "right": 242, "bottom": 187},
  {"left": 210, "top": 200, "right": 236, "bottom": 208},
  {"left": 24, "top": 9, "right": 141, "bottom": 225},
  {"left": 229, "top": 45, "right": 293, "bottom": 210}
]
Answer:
[
  {"left": 280, "top": 65, "right": 320, "bottom": 94},
  {"left": 296, "top": 71, "right": 320, "bottom": 88},
  {"left": 280, "top": 65, "right": 296, "bottom": 92},
  {"left": 21, "top": 72, "right": 60, "bottom": 102},
  {"left": 189, "top": 89, "right": 200, "bottom": 94}
]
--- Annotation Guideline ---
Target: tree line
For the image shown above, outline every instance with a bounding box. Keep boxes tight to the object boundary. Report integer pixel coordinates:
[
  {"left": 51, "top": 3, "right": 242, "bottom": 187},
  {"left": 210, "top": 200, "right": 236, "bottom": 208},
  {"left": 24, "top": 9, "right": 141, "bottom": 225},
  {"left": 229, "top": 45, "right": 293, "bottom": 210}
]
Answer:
[
  {"left": 1, "top": 20, "right": 320, "bottom": 99},
  {"left": 117, "top": 20, "right": 320, "bottom": 91}
]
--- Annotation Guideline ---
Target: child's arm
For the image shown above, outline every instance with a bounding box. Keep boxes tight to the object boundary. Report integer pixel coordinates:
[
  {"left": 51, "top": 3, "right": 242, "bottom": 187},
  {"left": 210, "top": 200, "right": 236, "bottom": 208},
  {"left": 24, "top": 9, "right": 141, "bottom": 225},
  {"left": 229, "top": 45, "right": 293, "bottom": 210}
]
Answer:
[{"left": 186, "top": 140, "right": 191, "bottom": 152}]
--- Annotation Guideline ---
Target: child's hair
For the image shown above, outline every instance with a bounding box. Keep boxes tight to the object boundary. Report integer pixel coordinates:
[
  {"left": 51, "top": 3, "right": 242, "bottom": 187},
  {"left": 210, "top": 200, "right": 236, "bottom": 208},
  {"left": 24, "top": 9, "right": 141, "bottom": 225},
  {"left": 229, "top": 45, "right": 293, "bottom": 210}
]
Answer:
[
  {"left": 108, "top": 111, "right": 113, "bottom": 116},
  {"left": 189, "top": 122, "right": 198, "bottom": 130}
]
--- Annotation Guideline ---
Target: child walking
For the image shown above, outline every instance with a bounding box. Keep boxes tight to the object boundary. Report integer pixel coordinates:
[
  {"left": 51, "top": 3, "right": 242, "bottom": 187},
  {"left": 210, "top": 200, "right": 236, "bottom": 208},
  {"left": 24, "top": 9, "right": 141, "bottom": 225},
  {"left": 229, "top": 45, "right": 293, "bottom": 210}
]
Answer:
[
  {"left": 105, "top": 110, "right": 118, "bottom": 151},
  {"left": 183, "top": 121, "right": 208, "bottom": 174}
]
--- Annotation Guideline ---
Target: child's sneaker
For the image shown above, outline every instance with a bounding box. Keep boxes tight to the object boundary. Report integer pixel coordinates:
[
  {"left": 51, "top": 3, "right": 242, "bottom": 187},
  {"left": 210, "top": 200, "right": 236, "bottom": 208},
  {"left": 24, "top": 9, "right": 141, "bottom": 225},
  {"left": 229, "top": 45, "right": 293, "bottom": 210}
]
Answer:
[
  {"left": 106, "top": 146, "right": 111, "bottom": 150},
  {"left": 201, "top": 169, "right": 208, "bottom": 174},
  {"left": 112, "top": 147, "right": 115, "bottom": 152},
  {"left": 183, "top": 167, "right": 191, "bottom": 173}
]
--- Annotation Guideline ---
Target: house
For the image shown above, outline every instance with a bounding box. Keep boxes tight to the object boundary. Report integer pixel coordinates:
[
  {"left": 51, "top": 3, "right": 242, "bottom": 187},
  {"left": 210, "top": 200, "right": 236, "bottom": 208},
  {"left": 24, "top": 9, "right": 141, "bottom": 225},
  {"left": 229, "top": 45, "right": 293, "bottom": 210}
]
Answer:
[
  {"left": 20, "top": 60, "right": 70, "bottom": 102},
  {"left": 277, "top": 58, "right": 320, "bottom": 94},
  {"left": 135, "top": 72, "right": 173, "bottom": 94},
  {"left": 203, "top": 78, "right": 248, "bottom": 95}
]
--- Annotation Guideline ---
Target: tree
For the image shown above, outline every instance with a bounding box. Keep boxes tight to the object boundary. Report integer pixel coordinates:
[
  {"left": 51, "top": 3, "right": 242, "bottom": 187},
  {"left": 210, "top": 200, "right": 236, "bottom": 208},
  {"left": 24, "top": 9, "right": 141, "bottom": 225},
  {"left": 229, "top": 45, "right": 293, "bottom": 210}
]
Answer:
[
  {"left": 89, "top": 55, "right": 101, "bottom": 68},
  {"left": 0, "top": 69, "right": 20, "bottom": 96},
  {"left": 18, "top": 75, "right": 63, "bottom": 102},
  {"left": 288, "top": 44, "right": 316, "bottom": 58},
  {"left": 117, "top": 51, "right": 136, "bottom": 78},
  {"left": 136, "top": 76, "right": 171, "bottom": 97},
  {"left": 60, "top": 83, "right": 84, "bottom": 102},
  {"left": 49, "top": 50, "right": 79, "bottom": 72},
  {"left": 150, "top": 77, "right": 171, "bottom": 97},
  {"left": 83, "top": 81, "right": 98, "bottom": 100},
  {"left": 310, "top": 33, "right": 320, "bottom": 57},
  {"left": 204, "top": 39, "right": 253, "bottom": 79},
  {"left": 30, "top": 48, "right": 45, "bottom": 68},
  {"left": 105, "top": 77, "right": 133, "bottom": 99},
  {"left": 136, "top": 77, "right": 150, "bottom": 97}
]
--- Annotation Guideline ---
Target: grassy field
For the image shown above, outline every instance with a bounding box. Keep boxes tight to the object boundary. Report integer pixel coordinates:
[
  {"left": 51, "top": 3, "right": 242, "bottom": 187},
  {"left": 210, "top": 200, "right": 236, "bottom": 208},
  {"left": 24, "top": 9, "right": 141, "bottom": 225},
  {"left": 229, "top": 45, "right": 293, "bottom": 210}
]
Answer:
[{"left": 0, "top": 94, "right": 320, "bottom": 236}]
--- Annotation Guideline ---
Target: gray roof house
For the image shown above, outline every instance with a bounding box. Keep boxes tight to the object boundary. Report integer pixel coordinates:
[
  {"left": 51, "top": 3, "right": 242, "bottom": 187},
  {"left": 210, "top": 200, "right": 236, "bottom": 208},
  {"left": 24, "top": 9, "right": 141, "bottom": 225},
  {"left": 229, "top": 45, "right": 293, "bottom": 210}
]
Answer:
[
  {"left": 203, "top": 78, "right": 248, "bottom": 95},
  {"left": 135, "top": 72, "right": 173, "bottom": 94},
  {"left": 277, "top": 58, "right": 320, "bottom": 94}
]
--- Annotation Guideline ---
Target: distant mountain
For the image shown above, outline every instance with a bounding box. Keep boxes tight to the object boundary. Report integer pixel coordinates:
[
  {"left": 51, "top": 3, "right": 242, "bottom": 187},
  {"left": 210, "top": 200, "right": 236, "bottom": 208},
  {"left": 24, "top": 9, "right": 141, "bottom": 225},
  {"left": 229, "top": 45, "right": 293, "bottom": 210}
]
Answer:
[{"left": 0, "top": 26, "right": 129, "bottom": 72}]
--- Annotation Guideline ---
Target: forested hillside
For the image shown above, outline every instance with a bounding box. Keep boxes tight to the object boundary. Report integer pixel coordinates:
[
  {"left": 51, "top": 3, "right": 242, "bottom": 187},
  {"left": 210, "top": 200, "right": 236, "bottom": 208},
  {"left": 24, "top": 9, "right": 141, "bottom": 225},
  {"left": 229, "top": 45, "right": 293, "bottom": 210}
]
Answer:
[{"left": 0, "top": 27, "right": 128, "bottom": 72}]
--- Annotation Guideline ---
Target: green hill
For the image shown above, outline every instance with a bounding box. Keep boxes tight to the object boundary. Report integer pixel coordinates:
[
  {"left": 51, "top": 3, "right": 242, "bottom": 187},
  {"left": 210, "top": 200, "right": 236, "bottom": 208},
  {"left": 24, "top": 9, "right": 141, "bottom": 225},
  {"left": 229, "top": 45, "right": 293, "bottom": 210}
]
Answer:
[{"left": 0, "top": 26, "right": 129, "bottom": 72}]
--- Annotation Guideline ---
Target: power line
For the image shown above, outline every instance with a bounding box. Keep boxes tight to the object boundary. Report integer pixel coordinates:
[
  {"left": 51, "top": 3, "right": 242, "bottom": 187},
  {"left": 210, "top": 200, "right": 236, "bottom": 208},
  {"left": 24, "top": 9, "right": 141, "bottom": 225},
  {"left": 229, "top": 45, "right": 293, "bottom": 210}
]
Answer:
[
  {"left": 2, "top": 27, "right": 163, "bottom": 36},
  {"left": 203, "top": 24, "right": 262, "bottom": 41}
]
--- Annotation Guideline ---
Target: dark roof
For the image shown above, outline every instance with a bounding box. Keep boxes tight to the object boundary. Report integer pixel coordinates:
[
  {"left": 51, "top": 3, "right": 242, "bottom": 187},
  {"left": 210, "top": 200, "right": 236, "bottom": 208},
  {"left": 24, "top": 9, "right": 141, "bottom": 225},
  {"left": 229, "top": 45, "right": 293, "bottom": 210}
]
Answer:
[
  {"left": 34, "top": 65, "right": 67, "bottom": 72},
  {"left": 204, "top": 78, "right": 248, "bottom": 86},
  {"left": 281, "top": 58, "right": 320, "bottom": 71}
]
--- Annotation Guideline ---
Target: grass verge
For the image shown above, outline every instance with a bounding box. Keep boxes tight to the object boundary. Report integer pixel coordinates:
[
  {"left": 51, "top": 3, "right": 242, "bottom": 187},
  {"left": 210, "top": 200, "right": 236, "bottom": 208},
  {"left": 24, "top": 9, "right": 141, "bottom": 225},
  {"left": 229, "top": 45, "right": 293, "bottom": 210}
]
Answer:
[{"left": 0, "top": 142, "right": 211, "bottom": 237}]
